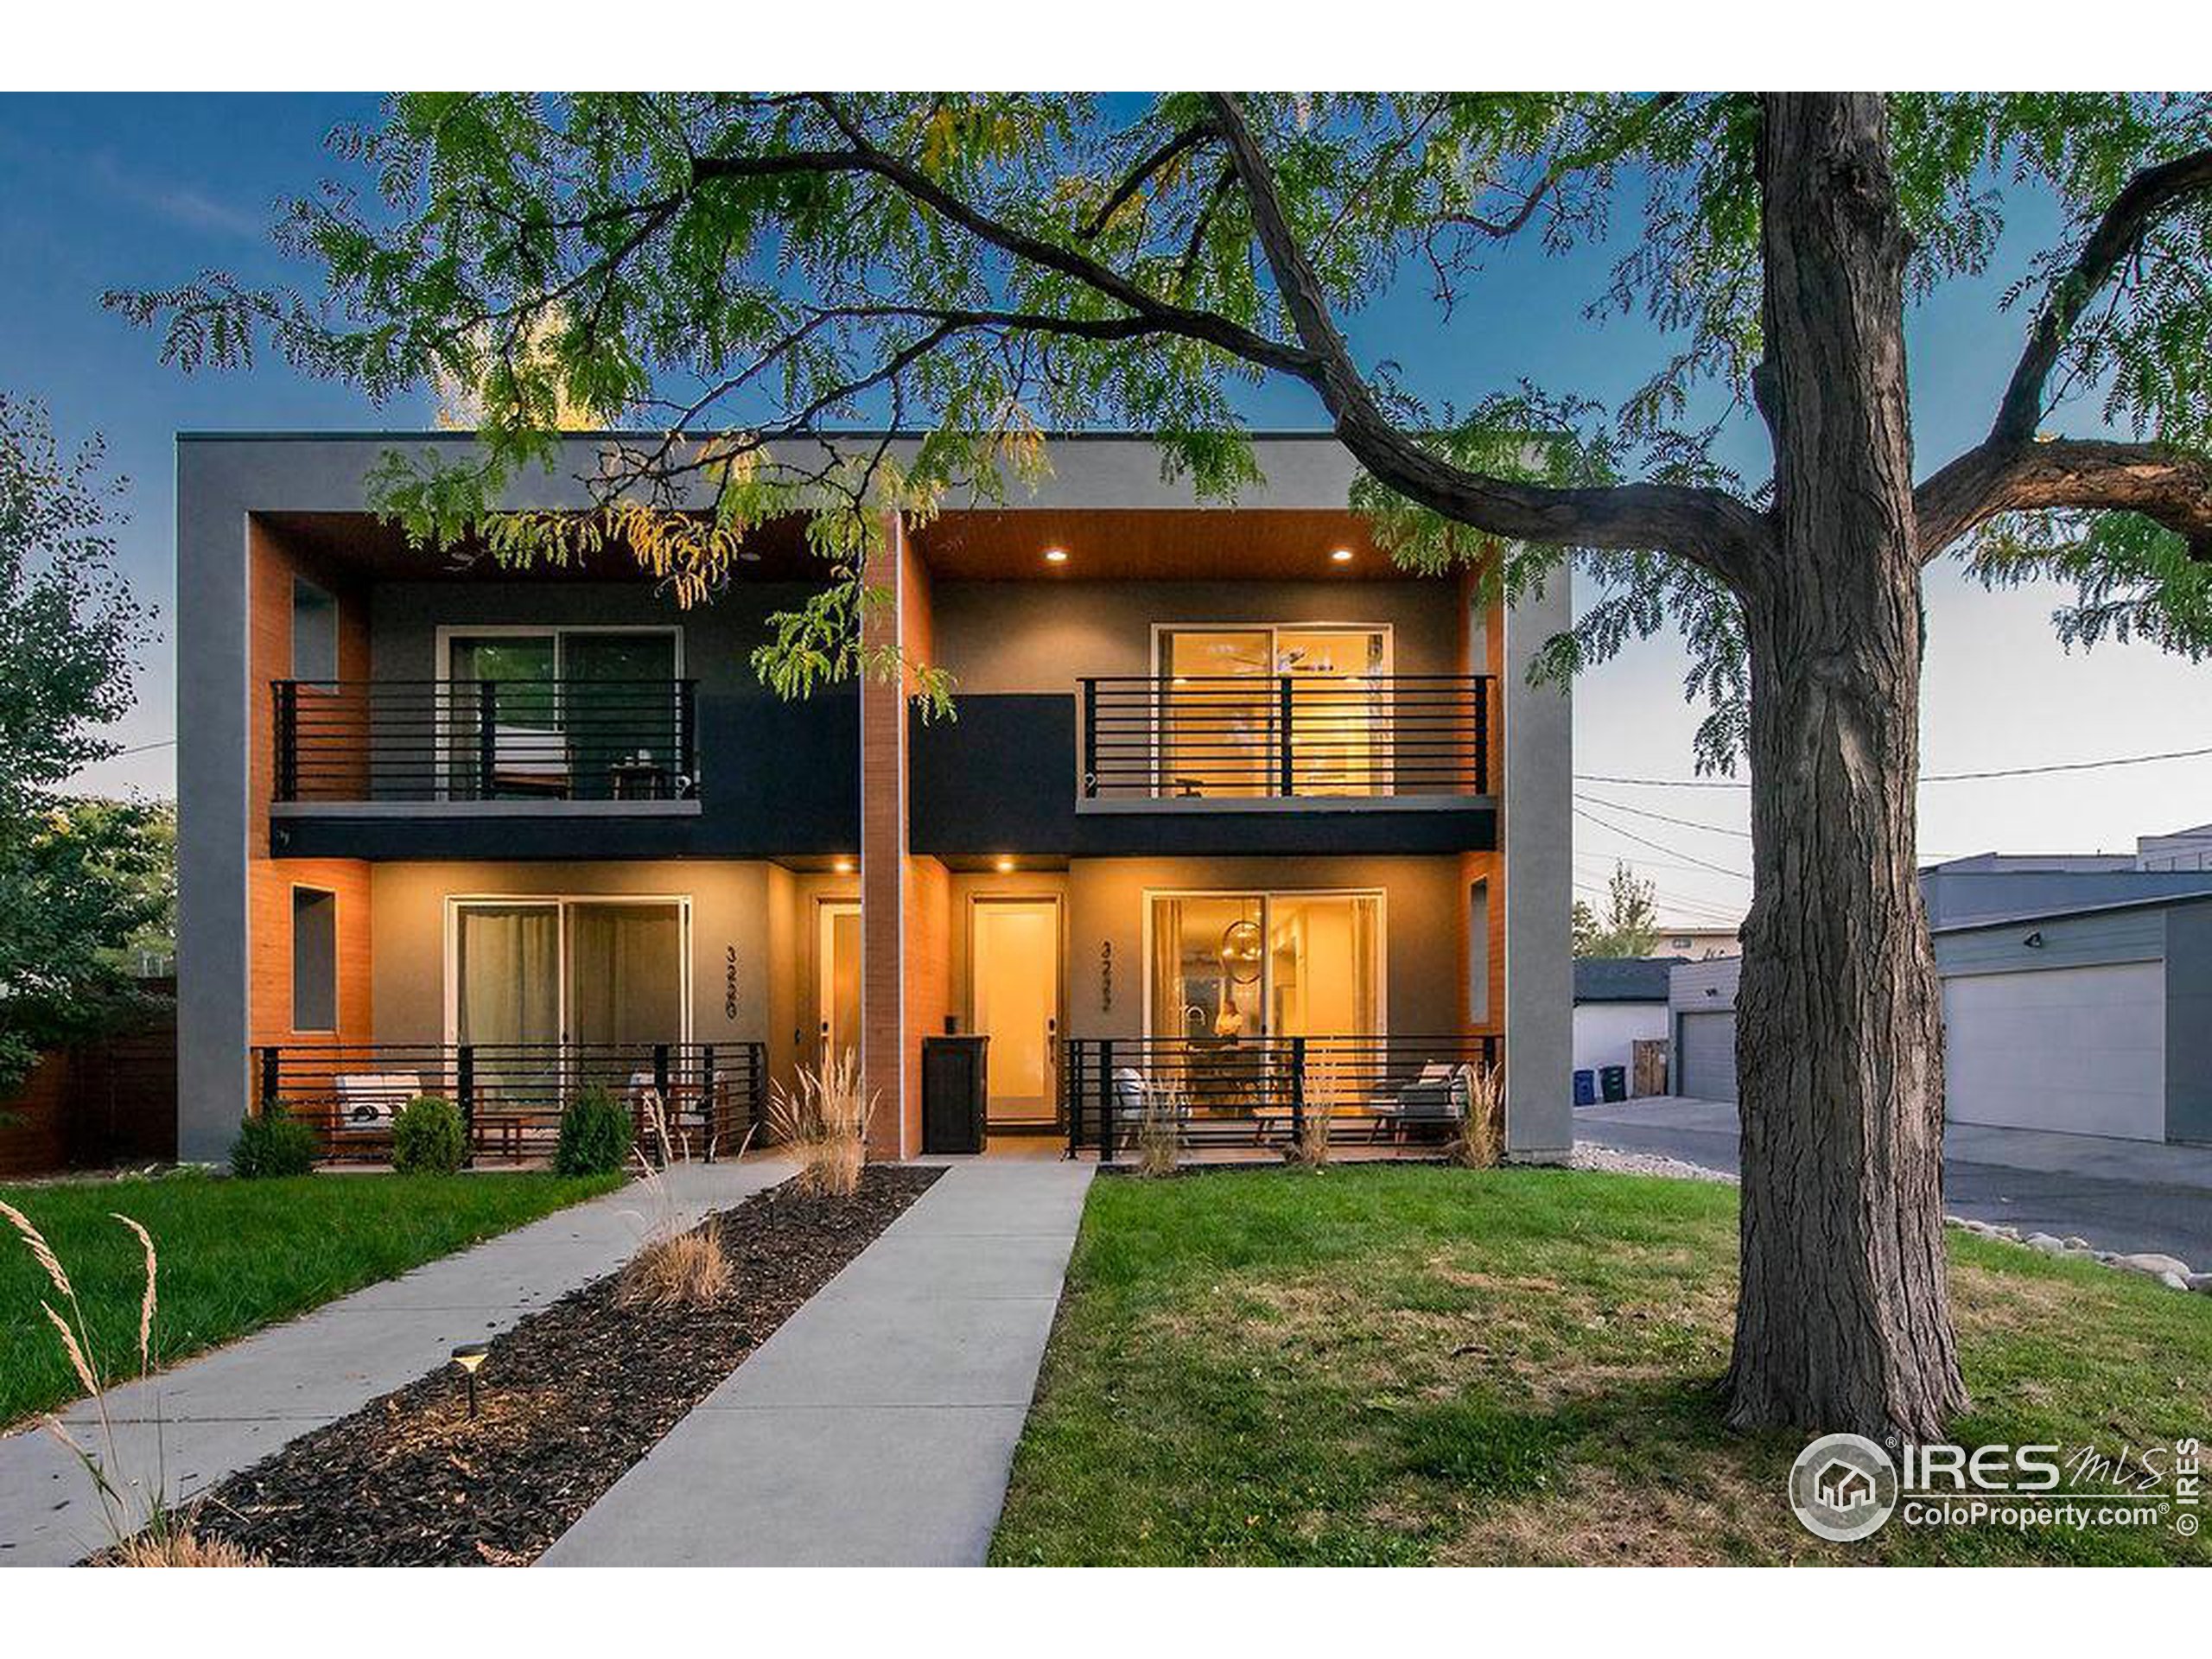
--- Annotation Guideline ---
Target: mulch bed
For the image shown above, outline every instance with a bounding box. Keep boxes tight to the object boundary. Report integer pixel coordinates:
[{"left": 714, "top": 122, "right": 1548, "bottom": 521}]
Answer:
[{"left": 123, "top": 1165, "right": 940, "bottom": 1567}]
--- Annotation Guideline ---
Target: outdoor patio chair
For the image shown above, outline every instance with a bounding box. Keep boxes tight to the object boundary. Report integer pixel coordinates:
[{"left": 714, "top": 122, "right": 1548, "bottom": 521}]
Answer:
[
  {"left": 332, "top": 1072, "right": 422, "bottom": 1140},
  {"left": 1368, "top": 1062, "right": 1470, "bottom": 1144},
  {"left": 1109, "top": 1065, "right": 1195, "bottom": 1149},
  {"left": 489, "top": 721, "right": 571, "bottom": 797}
]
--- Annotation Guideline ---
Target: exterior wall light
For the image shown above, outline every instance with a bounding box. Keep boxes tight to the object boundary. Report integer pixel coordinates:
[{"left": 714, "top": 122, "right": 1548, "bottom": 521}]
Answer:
[
  {"left": 995, "top": 855, "right": 1016, "bottom": 873},
  {"left": 1330, "top": 548, "right": 1355, "bottom": 563},
  {"left": 1043, "top": 547, "right": 1069, "bottom": 563},
  {"left": 833, "top": 857, "right": 855, "bottom": 875},
  {"left": 452, "top": 1342, "right": 490, "bottom": 1419}
]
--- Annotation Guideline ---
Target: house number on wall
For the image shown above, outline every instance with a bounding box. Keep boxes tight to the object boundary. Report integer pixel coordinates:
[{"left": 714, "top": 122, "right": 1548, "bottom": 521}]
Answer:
[
  {"left": 1099, "top": 939, "right": 1114, "bottom": 1013},
  {"left": 724, "top": 945, "right": 740, "bottom": 1021}
]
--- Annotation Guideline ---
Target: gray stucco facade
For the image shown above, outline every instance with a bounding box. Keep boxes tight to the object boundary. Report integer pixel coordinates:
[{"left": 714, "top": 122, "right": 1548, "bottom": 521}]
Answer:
[{"left": 175, "top": 431, "right": 1576, "bottom": 1162}]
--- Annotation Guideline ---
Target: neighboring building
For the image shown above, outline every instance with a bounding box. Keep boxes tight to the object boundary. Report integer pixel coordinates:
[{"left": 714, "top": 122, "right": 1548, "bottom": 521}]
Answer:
[
  {"left": 175, "top": 432, "right": 1573, "bottom": 1166},
  {"left": 1666, "top": 828, "right": 2212, "bottom": 1143},
  {"left": 1920, "top": 840, "right": 2212, "bottom": 925},
  {"left": 1935, "top": 891, "right": 2212, "bottom": 1144},
  {"left": 1572, "top": 957, "right": 1681, "bottom": 1083},
  {"left": 1650, "top": 924, "right": 1739, "bottom": 960}
]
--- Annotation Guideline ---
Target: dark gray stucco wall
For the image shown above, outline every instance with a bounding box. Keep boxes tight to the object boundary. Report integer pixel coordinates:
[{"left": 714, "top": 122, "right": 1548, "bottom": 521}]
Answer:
[
  {"left": 368, "top": 580, "right": 825, "bottom": 695},
  {"left": 930, "top": 577, "right": 1463, "bottom": 692}
]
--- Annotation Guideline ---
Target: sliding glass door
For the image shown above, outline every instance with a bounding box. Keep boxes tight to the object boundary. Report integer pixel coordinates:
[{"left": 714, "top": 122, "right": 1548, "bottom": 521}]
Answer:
[
  {"left": 1147, "top": 891, "right": 1382, "bottom": 1039},
  {"left": 452, "top": 899, "right": 688, "bottom": 1096},
  {"left": 1154, "top": 626, "right": 1390, "bottom": 797},
  {"left": 444, "top": 629, "right": 678, "bottom": 799}
]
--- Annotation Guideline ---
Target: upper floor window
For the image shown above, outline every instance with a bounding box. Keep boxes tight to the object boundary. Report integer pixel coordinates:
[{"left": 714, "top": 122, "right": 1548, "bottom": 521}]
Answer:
[
  {"left": 1151, "top": 624, "right": 1391, "bottom": 798},
  {"left": 291, "top": 886, "right": 338, "bottom": 1033},
  {"left": 439, "top": 626, "right": 684, "bottom": 801}
]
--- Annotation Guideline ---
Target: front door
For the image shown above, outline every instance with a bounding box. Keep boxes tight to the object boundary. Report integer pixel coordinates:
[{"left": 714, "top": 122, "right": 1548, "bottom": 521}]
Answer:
[
  {"left": 817, "top": 900, "right": 862, "bottom": 1075},
  {"left": 971, "top": 897, "right": 1061, "bottom": 1125}
]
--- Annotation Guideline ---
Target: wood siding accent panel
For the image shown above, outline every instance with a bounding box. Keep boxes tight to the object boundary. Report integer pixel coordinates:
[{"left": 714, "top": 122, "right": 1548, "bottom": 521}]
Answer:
[
  {"left": 1458, "top": 561, "right": 1507, "bottom": 1041},
  {"left": 248, "top": 518, "right": 375, "bottom": 1047},
  {"left": 859, "top": 515, "right": 923, "bottom": 1158}
]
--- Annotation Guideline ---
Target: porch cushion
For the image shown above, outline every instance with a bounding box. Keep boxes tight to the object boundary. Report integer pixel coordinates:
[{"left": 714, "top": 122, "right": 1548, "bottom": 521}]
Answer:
[{"left": 333, "top": 1072, "right": 421, "bottom": 1134}]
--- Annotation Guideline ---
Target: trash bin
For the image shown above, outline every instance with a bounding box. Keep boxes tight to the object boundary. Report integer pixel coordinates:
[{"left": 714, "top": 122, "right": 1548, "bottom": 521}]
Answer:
[
  {"left": 1573, "top": 1068, "right": 1598, "bottom": 1107},
  {"left": 1599, "top": 1065, "right": 1628, "bottom": 1103},
  {"left": 921, "top": 1035, "right": 989, "bottom": 1154}
]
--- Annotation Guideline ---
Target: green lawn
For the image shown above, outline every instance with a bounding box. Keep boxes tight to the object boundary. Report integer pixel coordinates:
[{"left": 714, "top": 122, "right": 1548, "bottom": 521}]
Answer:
[
  {"left": 1, "top": 1169, "right": 621, "bottom": 1427},
  {"left": 991, "top": 1165, "right": 2212, "bottom": 1566}
]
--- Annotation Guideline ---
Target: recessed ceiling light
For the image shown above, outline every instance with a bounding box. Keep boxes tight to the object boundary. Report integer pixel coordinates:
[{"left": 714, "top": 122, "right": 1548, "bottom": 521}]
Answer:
[
  {"left": 1330, "top": 547, "right": 1355, "bottom": 563},
  {"left": 1043, "top": 547, "right": 1069, "bottom": 563},
  {"left": 994, "top": 855, "right": 1016, "bottom": 873}
]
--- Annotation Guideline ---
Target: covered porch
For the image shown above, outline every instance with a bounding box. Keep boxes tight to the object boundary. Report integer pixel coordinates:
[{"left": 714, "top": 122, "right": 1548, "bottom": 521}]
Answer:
[{"left": 251, "top": 857, "right": 861, "bottom": 1166}]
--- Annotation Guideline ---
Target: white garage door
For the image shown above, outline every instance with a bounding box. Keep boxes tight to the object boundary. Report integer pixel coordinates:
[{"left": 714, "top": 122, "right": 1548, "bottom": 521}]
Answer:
[
  {"left": 1942, "top": 963, "right": 2165, "bottom": 1141},
  {"left": 1677, "top": 1010, "right": 1737, "bottom": 1103}
]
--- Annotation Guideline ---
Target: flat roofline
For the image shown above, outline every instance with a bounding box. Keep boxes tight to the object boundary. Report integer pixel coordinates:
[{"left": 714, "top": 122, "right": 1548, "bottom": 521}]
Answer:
[{"left": 1932, "top": 887, "right": 2212, "bottom": 935}]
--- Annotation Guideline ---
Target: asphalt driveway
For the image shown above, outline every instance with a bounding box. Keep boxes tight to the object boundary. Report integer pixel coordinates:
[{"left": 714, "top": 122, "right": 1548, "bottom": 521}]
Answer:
[{"left": 1576, "top": 1096, "right": 2212, "bottom": 1267}]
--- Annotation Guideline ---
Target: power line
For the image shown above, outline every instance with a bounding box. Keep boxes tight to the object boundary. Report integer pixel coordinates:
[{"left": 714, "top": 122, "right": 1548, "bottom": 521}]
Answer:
[
  {"left": 1574, "top": 802, "right": 1751, "bottom": 880},
  {"left": 1575, "top": 791, "right": 1751, "bottom": 839},
  {"left": 1578, "top": 741, "right": 2212, "bottom": 791}
]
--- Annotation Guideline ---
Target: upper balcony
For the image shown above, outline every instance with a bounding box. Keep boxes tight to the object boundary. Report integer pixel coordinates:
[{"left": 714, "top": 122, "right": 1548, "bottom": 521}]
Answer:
[
  {"left": 1079, "top": 673, "right": 1490, "bottom": 803},
  {"left": 911, "top": 674, "right": 1496, "bottom": 860},
  {"left": 275, "top": 677, "right": 702, "bottom": 807}
]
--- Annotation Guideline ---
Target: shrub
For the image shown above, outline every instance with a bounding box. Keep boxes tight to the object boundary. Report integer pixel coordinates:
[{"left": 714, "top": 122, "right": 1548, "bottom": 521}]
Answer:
[
  {"left": 391, "top": 1094, "right": 467, "bottom": 1175},
  {"left": 1134, "top": 1081, "right": 1182, "bottom": 1179},
  {"left": 229, "top": 1108, "right": 320, "bottom": 1179},
  {"left": 618, "top": 1093, "right": 732, "bottom": 1308},
  {"left": 766, "top": 1053, "right": 874, "bottom": 1198},
  {"left": 1446, "top": 1065, "right": 1505, "bottom": 1170},
  {"left": 555, "top": 1085, "right": 633, "bottom": 1177}
]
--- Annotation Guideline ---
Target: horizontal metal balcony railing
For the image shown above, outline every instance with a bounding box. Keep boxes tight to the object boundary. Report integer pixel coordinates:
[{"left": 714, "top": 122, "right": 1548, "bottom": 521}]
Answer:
[
  {"left": 253, "top": 1040, "right": 763, "bottom": 1165},
  {"left": 1078, "top": 675, "right": 1491, "bottom": 801},
  {"left": 272, "top": 679, "right": 698, "bottom": 804},
  {"left": 1062, "top": 1033, "right": 1503, "bottom": 1159}
]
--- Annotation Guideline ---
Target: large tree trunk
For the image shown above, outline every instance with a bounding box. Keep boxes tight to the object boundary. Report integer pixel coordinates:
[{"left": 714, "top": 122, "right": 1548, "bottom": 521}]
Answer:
[{"left": 1724, "top": 93, "right": 1968, "bottom": 1440}]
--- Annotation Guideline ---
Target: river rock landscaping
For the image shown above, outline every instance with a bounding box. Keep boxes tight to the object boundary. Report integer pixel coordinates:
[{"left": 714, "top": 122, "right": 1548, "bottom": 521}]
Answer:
[{"left": 128, "top": 1164, "right": 939, "bottom": 1567}]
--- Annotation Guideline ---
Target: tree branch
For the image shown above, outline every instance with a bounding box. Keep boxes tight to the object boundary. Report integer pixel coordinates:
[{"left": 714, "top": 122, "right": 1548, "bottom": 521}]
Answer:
[
  {"left": 1079, "top": 119, "right": 1219, "bottom": 238},
  {"left": 1991, "top": 147, "right": 2212, "bottom": 446},
  {"left": 689, "top": 109, "right": 1319, "bottom": 378},
  {"left": 1205, "top": 92, "right": 1770, "bottom": 581},
  {"left": 1916, "top": 436, "right": 2212, "bottom": 561}
]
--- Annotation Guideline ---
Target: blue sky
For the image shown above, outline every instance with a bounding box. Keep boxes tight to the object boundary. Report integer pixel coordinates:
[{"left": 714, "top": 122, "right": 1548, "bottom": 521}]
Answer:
[{"left": 2, "top": 92, "right": 2205, "bottom": 928}]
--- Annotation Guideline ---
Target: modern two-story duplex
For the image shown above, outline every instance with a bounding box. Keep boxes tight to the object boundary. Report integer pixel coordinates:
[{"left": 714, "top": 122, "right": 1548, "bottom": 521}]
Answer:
[{"left": 174, "top": 432, "right": 1571, "bottom": 1167}]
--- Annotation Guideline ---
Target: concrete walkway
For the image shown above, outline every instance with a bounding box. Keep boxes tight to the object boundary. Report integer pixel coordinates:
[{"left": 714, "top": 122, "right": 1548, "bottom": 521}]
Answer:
[
  {"left": 539, "top": 1156, "right": 1094, "bottom": 1567},
  {"left": 1577, "top": 1096, "right": 2212, "bottom": 1263},
  {"left": 0, "top": 1160, "right": 788, "bottom": 1568}
]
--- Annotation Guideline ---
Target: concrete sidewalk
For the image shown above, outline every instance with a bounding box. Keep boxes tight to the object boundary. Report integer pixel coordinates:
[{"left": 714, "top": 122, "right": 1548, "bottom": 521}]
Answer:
[
  {"left": 1576, "top": 1096, "right": 2212, "bottom": 1263},
  {"left": 0, "top": 1160, "right": 788, "bottom": 1568},
  {"left": 539, "top": 1157, "right": 1094, "bottom": 1567}
]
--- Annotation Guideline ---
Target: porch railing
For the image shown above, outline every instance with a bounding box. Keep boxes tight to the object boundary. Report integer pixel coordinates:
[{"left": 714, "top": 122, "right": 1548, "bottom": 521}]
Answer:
[
  {"left": 1079, "top": 674, "right": 1491, "bottom": 800},
  {"left": 1062, "top": 1033, "right": 1503, "bottom": 1160},
  {"left": 272, "top": 679, "right": 699, "bottom": 804},
  {"left": 254, "top": 1040, "right": 764, "bottom": 1165}
]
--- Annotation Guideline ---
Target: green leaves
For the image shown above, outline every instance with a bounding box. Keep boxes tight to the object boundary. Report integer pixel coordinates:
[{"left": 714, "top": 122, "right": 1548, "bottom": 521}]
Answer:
[
  {"left": 101, "top": 92, "right": 2212, "bottom": 762},
  {"left": 1968, "top": 509, "right": 2212, "bottom": 659}
]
